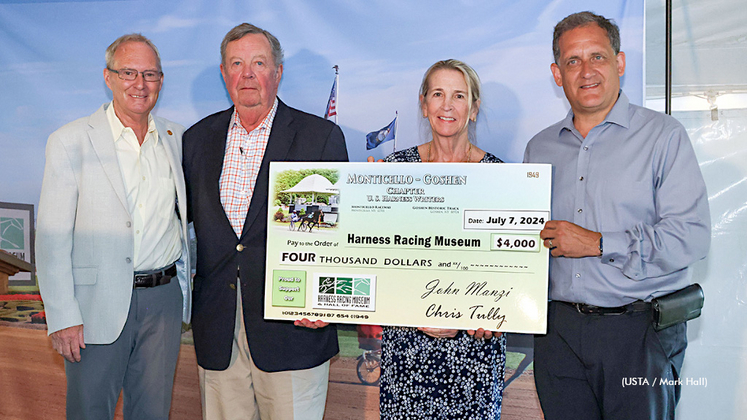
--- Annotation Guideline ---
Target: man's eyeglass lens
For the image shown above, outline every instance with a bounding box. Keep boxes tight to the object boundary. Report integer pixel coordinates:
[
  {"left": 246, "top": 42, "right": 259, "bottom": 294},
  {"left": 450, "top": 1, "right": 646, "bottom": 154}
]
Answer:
[{"left": 109, "top": 68, "right": 161, "bottom": 82}]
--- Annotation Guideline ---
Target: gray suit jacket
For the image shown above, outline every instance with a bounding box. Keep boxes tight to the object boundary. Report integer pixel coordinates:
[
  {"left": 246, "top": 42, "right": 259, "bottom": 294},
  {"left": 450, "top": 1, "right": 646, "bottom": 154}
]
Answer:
[{"left": 36, "top": 103, "right": 191, "bottom": 344}]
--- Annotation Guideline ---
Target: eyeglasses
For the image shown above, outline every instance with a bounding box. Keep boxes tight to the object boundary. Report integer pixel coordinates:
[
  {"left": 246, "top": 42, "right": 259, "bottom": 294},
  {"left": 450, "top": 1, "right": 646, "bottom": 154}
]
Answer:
[{"left": 107, "top": 68, "right": 163, "bottom": 82}]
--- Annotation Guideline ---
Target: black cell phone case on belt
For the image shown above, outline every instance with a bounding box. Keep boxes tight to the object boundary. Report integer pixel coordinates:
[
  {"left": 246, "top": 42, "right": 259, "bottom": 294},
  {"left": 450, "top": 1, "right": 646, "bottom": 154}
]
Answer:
[{"left": 652, "top": 283, "right": 704, "bottom": 331}]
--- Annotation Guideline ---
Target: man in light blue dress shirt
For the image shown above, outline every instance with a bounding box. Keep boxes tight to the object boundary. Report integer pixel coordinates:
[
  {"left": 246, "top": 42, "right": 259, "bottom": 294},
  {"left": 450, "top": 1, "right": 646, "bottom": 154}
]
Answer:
[{"left": 524, "top": 11, "right": 710, "bottom": 420}]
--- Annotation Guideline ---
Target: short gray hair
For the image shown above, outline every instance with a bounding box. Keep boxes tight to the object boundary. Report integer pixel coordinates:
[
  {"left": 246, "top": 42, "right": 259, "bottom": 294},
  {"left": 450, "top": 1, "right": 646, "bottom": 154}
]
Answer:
[
  {"left": 220, "top": 23, "right": 284, "bottom": 69},
  {"left": 553, "top": 11, "right": 620, "bottom": 64},
  {"left": 105, "top": 34, "right": 162, "bottom": 71}
]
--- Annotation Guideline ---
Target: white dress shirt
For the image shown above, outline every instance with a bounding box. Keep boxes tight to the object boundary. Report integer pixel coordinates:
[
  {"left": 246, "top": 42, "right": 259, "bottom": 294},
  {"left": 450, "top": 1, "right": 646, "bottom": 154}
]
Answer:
[{"left": 107, "top": 102, "right": 182, "bottom": 271}]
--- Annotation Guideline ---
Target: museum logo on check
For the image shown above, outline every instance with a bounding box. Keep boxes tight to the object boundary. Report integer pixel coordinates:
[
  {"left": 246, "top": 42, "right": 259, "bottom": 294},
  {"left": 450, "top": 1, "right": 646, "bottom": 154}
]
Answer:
[{"left": 312, "top": 274, "right": 377, "bottom": 312}]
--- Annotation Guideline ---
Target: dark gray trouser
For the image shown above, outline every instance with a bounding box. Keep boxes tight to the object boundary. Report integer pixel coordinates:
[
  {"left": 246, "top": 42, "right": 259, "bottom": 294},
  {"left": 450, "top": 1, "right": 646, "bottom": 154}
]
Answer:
[
  {"left": 534, "top": 300, "right": 687, "bottom": 420},
  {"left": 65, "top": 279, "right": 182, "bottom": 420}
]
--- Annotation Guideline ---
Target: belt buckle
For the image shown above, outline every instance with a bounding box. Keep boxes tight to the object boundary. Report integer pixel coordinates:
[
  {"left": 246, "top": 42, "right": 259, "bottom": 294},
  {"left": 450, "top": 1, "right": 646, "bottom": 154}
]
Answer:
[
  {"left": 135, "top": 272, "right": 160, "bottom": 289},
  {"left": 134, "top": 264, "right": 175, "bottom": 289},
  {"left": 134, "top": 273, "right": 153, "bottom": 289},
  {"left": 573, "top": 303, "right": 595, "bottom": 314}
]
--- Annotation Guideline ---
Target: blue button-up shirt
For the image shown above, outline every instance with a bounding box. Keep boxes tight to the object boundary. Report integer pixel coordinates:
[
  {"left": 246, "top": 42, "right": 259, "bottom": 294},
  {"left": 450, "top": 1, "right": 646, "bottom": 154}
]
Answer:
[{"left": 524, "top": 92, "right": 710, "bottom": 307}]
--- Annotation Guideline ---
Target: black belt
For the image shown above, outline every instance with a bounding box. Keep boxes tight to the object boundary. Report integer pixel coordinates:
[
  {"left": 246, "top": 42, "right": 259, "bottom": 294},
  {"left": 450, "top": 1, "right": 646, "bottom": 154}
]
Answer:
[
  {"left": 134, "top": 264, "right": 176, "bottom": 289},
  {"left": 559, "top": 300, "right": 651, "bottom": 315}
]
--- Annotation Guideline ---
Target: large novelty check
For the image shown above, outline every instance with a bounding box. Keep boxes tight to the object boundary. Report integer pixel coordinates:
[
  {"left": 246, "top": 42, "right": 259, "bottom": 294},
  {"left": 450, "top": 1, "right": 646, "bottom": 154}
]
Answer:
[{"left": 264, "top": 162, "right": 551, "bottom": 333}]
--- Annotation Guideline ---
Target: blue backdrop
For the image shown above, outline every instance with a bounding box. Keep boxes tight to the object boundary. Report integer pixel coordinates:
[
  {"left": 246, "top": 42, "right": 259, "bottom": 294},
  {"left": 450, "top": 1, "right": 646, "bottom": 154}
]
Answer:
[{"left": 0, "top": 0, "right": 644, "bottom": 210}]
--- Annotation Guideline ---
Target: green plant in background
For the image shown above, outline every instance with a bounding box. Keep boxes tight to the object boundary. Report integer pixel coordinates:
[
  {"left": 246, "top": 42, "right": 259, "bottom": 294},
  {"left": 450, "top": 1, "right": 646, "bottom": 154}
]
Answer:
[{"left": 273, "top": 169, "right": 339, "bottom": 205}]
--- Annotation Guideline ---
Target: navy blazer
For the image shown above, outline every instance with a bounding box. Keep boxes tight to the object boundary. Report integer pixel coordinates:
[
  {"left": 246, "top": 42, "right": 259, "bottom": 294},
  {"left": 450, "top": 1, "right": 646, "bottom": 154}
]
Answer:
[{"left": 183, "top": 100, "right": 348, "bottom": 371}]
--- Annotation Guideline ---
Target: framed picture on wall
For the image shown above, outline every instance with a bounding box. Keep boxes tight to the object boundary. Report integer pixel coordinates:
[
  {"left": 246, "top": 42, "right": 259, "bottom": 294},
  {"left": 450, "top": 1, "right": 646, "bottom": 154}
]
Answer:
[{"left": 0, "top": 202, "right": 35, "bottom": 287}]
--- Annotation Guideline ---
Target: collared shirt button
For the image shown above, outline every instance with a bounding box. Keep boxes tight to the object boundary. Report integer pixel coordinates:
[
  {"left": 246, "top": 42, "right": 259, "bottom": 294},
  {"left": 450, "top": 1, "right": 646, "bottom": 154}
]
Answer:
[
  {"left": 136, "top": 230, "right": 140, "bottom": 235},
  {"left": 236, "top": 244, "right": 245, "bottom": 252},
  {"left": 126, "top": 257, "right": 132, "bottom": 263},
  {"left": 577, "top": 208, "right": 583, "bottom": 213},
  {"left": 575, "top": 273, "right": 581, "bottom": 278},
  {"left": 138, "top": 203, "right": 143, "bottom": 208},
  {"left": 579, "top": 176, "right": 584, "bottom": 181},
  {"left": 609, "top": 258, "right": 615, "bottom": 263},
  {"left": 583, "top": 146, "right": 589, "bottom": 151},
  {"left": 126, "top": 221, "right": 132, "bottom": 228}
]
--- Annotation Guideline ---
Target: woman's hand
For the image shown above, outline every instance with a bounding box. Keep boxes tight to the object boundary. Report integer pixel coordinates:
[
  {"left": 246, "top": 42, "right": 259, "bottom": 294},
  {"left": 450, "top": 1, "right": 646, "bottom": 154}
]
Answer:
[
  {"left": 367, "top": 156, "right": 384, "bottom": 162},
  {"left": 417, "top": 327, "right": 502, "bottom": 339},
  {"left": 418, "top": 327, "right": 459, "bottom": 338},
  {"left": 467, "top": 328, "right": 502, "bottom": 339},
  {"left": 294, "top": 318, "right": 329, "bottom": 329}
]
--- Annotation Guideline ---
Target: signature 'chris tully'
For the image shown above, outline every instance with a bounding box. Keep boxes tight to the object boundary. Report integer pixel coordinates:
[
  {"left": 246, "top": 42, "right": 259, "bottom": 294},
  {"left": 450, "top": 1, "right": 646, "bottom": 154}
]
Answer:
[{"left": 420, "top": 278, "right": 509, "bottom": 328}]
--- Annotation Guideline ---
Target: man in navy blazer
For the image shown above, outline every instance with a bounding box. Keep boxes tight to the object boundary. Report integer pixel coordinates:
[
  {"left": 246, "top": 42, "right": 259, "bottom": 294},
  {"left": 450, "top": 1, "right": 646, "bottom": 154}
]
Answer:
[{"left": 183, "top": 23, "right": 348, "bottom": 419}]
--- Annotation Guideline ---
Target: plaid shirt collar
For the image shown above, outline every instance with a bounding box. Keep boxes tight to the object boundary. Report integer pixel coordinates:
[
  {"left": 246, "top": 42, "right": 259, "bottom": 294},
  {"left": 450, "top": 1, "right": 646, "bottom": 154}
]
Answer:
[{"left": 228, "top": 97, "right": 279, "bottom": 138}]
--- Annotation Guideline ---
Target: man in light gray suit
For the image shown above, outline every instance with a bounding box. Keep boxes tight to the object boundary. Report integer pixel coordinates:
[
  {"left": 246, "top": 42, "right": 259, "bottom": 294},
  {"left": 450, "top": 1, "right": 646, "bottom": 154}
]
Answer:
[{"left": 36, "top": 34, "right": 191, "bottom": 420}]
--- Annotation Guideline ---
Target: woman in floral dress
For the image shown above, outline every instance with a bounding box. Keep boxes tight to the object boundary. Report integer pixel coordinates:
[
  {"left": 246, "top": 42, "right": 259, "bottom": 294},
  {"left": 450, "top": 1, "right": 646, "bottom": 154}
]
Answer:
[{"left": 378, "top": 59, "right": 506, "bottom": 419}]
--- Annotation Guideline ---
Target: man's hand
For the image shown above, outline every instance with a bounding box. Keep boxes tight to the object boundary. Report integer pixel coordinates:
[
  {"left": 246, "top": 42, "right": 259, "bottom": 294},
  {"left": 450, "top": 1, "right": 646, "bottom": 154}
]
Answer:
[
  {"left": 294, "top": 318, "right": 329, "bottom": 329},
  {"left": 417, "top": 327, "right": 459, "bottom": 339},
  {"left": 540, "top": 220, "right": 602, "bottom": 258},
  {"left": 467, "top": 328, "right": 502, "bottom": 339},
  {"left": 366, "top": 156, "right": 384, "bottom": 162},
  {"left": 50, "top": 324, "right": 85, "bottom": 363}
]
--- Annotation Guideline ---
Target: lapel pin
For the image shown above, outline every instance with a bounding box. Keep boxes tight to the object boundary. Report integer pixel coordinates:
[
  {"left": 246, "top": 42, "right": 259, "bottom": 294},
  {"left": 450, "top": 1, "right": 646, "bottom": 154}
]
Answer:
[{"left": 167, "top": 130, "right": 173, "bottom": 135}]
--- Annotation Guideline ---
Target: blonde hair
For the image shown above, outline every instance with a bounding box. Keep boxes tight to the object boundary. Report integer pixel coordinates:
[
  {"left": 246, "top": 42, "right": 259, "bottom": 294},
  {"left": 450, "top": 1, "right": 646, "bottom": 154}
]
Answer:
[
  {"left": 419, "top": 59, "right": 481, "bottom": 114},
  {"left": 419, "top": 59, "right": 482, "bottom": 142}
]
